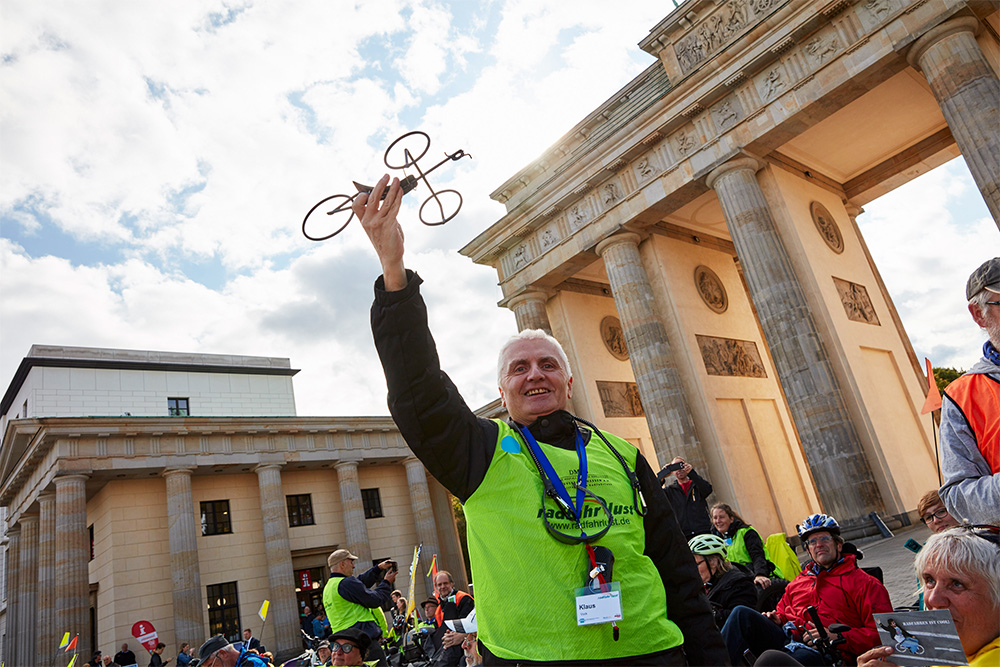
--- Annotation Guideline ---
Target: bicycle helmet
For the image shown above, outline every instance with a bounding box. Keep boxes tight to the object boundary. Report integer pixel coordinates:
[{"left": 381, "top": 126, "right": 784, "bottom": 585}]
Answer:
[
  {"left": 688, "top": 533, "right": 728, "bottom": 557},
  {"left": 798, "top": 513, "right": 840, "bottom": 541}
]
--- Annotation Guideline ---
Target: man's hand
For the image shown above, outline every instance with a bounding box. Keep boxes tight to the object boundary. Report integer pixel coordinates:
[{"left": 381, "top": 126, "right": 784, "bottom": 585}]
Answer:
[
  {"left": 857, "top": 646, "right": 899, "bottom": 667},
  {"left": 384, "top": 568, "right": 397, "bottom": 585},
  {"left": 377, "top": 560, "right": 394, "bottom": 570},
  {"left": 763, "top": 610, "right": 782, "bottom": 625},
  {"left": 802, "top": 622, "right": 842, "bottom": 646},
  {"left": 354, "top": 174, "right": 406, "bottom": 291},
  {"left": 754, "top": 575, "right": 772, "bottom": 588},
  {"left": 442, "top": 630, "right": 466, "bottom": 648}
]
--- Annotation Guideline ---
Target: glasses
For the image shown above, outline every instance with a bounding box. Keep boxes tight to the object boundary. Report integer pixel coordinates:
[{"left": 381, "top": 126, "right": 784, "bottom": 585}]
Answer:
[
  {"left": 694, "top": 557, "right": 708, "bottom": 569},
  {"left": 805, "top": 535, "right": 834, "bottom": 547},
  {"left": 332, "top": 642, "right": 357, "bottom": 654},
  {"left": 986, "top": 301, "right": 1000, "bottom": 306},
  {"left": 921, "top": 507, "right": 951, "bottom": 524}
]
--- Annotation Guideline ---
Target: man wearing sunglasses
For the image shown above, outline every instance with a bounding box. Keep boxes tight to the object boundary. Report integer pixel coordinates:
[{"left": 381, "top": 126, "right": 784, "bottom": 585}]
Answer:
[
  {"left": 939, "top": 257, "right": 1000, "bottom": 526},
  {"left": 327, "top": 628, "right": 371, "bottom": 667},
  {"left": 195, "top": 635, "right": 268, "bottom": 667},
  {"left": 355, "top": 175, "right": 724, "bottom": 665},
  {"left": 720, "top": 513, "right": 891, "bottom": 665}
]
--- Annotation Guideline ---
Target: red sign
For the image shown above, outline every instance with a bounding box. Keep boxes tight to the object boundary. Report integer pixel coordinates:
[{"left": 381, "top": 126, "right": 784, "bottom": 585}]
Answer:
[
  {"left": 299, "top": 570, "right": 312, "bottom": 589},
  {"left": 131, "top": 620, "right": 159, "bottom": 654}
]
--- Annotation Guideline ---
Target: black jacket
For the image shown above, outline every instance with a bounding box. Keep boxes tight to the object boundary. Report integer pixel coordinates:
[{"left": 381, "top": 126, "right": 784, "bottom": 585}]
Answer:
[
  {"left": 713, "top": 519, "right": 773, "bottom": 578},
  {"left": 662, "top": 470, "right": 713, "bottom": 538},
  {"left": 706, "top": 567, "right": 758, "bottom": 627},
  {"left": 370, "top": 272, "right": 727, "bottom": 666}
]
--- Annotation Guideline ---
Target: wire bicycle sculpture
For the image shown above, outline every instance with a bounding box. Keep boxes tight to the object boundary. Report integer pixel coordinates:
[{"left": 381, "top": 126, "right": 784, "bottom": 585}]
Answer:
[{"left": 302, "top": 131, "right": 472, "bottom": 241}]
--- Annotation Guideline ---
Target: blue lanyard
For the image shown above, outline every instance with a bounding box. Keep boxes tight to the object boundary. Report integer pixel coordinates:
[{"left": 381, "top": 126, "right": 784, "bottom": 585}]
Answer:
[
  {"left": 984, "top": 341, "right": 1000, "bottom": 366},
  {"left": 516, "top": 424, "right": 587, "bottom": 523}
]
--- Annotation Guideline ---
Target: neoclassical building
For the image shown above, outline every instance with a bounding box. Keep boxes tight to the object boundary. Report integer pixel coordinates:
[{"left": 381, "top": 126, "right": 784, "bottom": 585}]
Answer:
[
  {"left": 0, "top": 345, "right": 466, "bottom": 665},
  {"left": 462, "top": 0, "right": 998, "bottom": 539}
]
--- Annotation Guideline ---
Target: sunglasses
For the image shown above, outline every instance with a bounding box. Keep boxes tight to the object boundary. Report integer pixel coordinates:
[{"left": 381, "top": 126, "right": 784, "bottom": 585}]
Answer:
[{"left": 332, "top": 642, "right": 358, "bottom": 654}]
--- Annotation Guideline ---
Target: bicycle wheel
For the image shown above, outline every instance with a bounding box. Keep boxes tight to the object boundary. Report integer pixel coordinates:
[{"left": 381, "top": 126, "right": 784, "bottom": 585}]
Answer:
[
  {"left": 384, "top": 131, "right": 430, "bottom": 170},
  {"left": 302, "top": 194, "right": 355, "bottom": 241},
  {"left": 419, "top": 189, "right": 462, "bottom": 226}
]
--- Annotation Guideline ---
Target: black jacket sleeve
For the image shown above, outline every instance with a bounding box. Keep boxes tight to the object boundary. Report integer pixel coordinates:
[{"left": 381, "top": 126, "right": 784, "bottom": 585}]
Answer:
[
  {"left": 338, "top": 575, "right": 393, "bottom": 609},
  {"left": 689, "top": 469, "right": 713, "bottom": 496},
  {"left": 635, "top": 455, "right": 729, "bottom": 665},
  {"left": 743, "top": 528, "right": 771, "bottom": 578},
  {"left": 370, "top": 272, "right": 497, "bottom": 502}
]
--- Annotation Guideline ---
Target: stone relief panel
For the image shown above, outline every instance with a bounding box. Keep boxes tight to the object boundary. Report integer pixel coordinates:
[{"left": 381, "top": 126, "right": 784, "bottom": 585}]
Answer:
[
  {"left": 504, "top": 239, "right": 535, "bottom": 277},
  {"left": 568, "top": 201, "right": 593, "bottom": 230},
  {"left": 858, "top": 0, "right": 897, "bottom": 31},
  {"left": 597, "top": 381, "right": 645, "bottom": 418},
  {"left": 694, "top": 266, "right": 728, "bottom": 313},
  {"left": 803, "top": 32, "right": 841, "bottom": 66},
  {"left": 756, "top": 64, "right": 788, "bottom": 102},
  {"left": 696, "top": 335, "right": 768, "bottom": 378},
  {"left": 601, "top": 181, "right": 622, "bottom": 208},
  {"left": 711, "top": 97, "right": 744, "bottom": 132},
  {"left": 810, "top": 201, "right": 844, "bottom": 253},
  {"left": 600, "top": 316, "right": 629, "bottom": 360},
  {"left": 634, "top": 153, "right": 659, "bottom": 182},
  {"left": 673, "top": 128, "right": 700, "bottom": 158},
  {"left": 833, "top": 277, "right": 881, "bottom": 325},
  {"left": 674, "top": 0, "right": 781, "bottom": 74}
]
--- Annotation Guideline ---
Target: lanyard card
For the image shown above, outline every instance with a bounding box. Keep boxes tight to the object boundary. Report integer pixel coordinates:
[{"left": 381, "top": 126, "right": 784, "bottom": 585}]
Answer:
[{"left": 574, "top": 582, "right": 623, "bottom": 626}]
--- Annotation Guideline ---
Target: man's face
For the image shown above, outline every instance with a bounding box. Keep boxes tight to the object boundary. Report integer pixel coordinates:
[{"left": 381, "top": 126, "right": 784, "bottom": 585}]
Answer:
[
  {"left": 337, "top": 558, "right": 356, "bottom": 576},
  {"left": 318, "top": 646, "right": 332, "bottom": 663},
  {"left": 969, "top": 294, "right": 1000, "bottom": 347},
  {"left": 434, "top": 573, "right": 454, "bottom": 598},
  {"left": 498, "top": 338, "right": 573, "bottom": 425},
  {"left": 804, "top": 531, "right": 841, "bottom": 568},
  {"left": 332, "top": 639, "right": 363, "bottom": 666},
  {"left": 207, "top": 646, "right": 240, "bottom": 667},
  {"left": 243, "top": 630, "right": 251, "bottom": 641},
  {"left": 422, "top": 603, "right": 438, "bottom": 620}
]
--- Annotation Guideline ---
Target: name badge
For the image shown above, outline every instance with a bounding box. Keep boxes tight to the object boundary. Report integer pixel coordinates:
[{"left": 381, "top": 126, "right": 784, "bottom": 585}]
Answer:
[{"left": 574, "top": 582, "right": 623, "bottom": 626}]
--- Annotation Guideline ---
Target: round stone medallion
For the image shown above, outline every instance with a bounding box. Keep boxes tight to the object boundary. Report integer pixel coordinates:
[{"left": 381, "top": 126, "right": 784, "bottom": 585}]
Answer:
[
  {"left": 694, "top": 265, "right": 728, "bottom": 314},
  {"left": 810, "top": 201, "right": 844, "bottom": 253},
  {"left": 600, "top": 316, "right": 629, "bottom": 360}
]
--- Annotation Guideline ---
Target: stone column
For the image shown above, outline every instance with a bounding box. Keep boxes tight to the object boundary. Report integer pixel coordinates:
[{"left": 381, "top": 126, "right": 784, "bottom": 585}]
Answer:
[
  {"left": 335, "top": 460, "right": 372, "bottom": 562},
  {"left": 55, "top": 474, "right": 91, "bottom": 661},
  {"left": 595, "top": 232, "right": 706, "bottom": 471},
  {"left": 254, "top": 464, "right": 300, "bottom": 657},
  {"left": 706, "top": 158, "right": 885, "bottom": 531},
  {"left": 163, "top": 468, "right": 203, "bottom": 651},
  {"left": 37, "top": 493, "right": 56, "bottom": 667},
  {"left": 18, "top": 514, "right": 39, "bottom": 667},
  {"left": 908, "top": 17, "right": 1000, "bottom": 227},
  {"left": 6, "top": 524, "right": 21, "bottom": 667},
  {"left": 508, "top": 291, "right": 552, "bottom": 334},
  {"left": 403, "top": 458, "right": 441, "bottom": 599}
]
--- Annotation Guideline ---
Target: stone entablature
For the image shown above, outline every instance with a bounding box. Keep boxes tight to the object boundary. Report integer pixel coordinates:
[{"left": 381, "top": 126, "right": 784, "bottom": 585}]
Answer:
[
  {"left": 0, "top": 416, "right": 408, "bottom": 514},
  {"left": 463, "top": 0, "right": 971, "bottom": 298}
]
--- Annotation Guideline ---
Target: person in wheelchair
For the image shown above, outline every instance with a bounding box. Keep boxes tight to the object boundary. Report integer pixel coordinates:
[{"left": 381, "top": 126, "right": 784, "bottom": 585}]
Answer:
[
  {"left": 689, "top": 534, "right": 758, "bottom": 628},
  {"left": 720, "top": 513, "right": 891, "bottom": 666}
]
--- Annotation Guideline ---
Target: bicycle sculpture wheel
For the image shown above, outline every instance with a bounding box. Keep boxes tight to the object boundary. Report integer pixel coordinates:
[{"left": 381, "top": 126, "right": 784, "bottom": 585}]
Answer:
[{"left": 302, "top": 131, "right": 472, "bottom": 241}]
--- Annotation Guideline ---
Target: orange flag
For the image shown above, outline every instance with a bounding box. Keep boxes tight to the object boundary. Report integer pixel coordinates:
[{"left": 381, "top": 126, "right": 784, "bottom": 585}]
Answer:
[
  {"left": 65, "top": 634, "right": 78, "bottom": 652},
  {"left": 921, "top": 358, "right": 943, "bottom": 414}
]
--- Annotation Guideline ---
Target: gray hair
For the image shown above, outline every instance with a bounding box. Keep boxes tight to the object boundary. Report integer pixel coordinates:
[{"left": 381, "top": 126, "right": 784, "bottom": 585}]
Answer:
[
  {"left": 914, "top": 527, "right": 1000, "bottom": 610},
  {"left": 497, "top": 329, "right": 572, "bottom": 385},
  {"left": 969, "top": 290, "right": 991, "bottom": 318}
]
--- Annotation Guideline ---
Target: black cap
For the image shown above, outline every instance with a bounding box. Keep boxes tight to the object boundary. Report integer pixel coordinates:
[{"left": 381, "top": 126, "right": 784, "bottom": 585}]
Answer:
[
  {"left": 329, "top": 627, "right": 371, "bottom": 659},
  {"left": 966, "top": 257, "right": 1000, "bottom": 300},
  {"left": 198, "top": 635, "right": 229, "bottom": 662}
]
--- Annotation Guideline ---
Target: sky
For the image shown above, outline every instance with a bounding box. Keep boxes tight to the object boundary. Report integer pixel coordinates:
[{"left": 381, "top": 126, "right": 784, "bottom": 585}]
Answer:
[{"left": 1, "top": 0, "right": 997, "bottom": 418}]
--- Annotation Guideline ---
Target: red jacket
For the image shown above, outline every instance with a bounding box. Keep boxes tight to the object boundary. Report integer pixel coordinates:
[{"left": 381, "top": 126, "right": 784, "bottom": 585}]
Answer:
[{"left": 775, "top": 553, "right": 891, "bottom": 660}]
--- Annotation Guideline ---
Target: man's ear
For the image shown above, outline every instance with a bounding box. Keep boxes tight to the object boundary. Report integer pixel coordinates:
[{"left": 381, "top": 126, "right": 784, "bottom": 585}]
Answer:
[
  {"left": 498, "top": 387, "right": 506, "bottom": 406},
  {"left": 566, "top": 376, "right": 573, "bottom": 399},
  {"left": 969, "top": 302, "right": 988, "bottom": 328}
]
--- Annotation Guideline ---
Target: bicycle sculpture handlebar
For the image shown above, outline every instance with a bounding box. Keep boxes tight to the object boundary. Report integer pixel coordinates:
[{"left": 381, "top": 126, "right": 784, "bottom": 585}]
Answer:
[{"left": 302, "top": 131, "right": 472, "bottom": 241}]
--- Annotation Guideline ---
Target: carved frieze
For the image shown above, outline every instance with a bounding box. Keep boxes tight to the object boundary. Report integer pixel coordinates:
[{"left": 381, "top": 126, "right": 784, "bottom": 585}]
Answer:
[
  {"left": 597, "top": 381, "right": 645, "bottom": 418},
  {"left": 635, "top": 153, "right": 658, "bottom": 181},
  {"left": 569, "top": 202, "right": 592, "bottom": 230},
  {"left": 757, "top": 64, "right": 788, "bottom": 101},
  {"left": 602, "top": 181, "right": 622, "bottom": 207},
  {"left": 804, "top": 33, "right": 841, "bottom": 65},
  {"left": 674, "top": 0, "right": 781, "bottom": 75},
  {"left": 810, "top": 201, "right": 844, "bottom": 253},
  {"left": 711, "top": 98, "right": 744, "bottom": 132},
  {"left": 600, "top": 316, "right": 629, "bottom": 360},
  {"left": 540, "top": 224, "right": 560, "bottom": 250},
  {"left": 696, "top": 335, "right": 767, "bottom": 378},
  {"left": 833, "top": 277, "right": 881, "bottom": 325},
  {"left": 674, "top": 129, "right": 699, "bottom": 157},
  {"left": 694, "top": 266, "right": 728, "bottom": 313}
]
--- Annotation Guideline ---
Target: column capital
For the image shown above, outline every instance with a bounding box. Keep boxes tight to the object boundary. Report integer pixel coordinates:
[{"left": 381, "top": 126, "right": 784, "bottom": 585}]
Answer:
[
  {"left": 402, "top": 456, "right": 423, "bottom": 469},
  {"left": 7, "top": 524, "right": 21, "bottom": 536},
  {"left": 37, "top": 491, "right": 55, "bottom": 503},
  {"left": 18, "top": 514, "right": 39, "bottom": 527},
  {"left": 705, "top": 156, "right": 765, "bottom": 190},
  {"left": 253, "top": 462, "right": 284, "bottom": 475},
  {"left": 595, "top": 231, "right": 642, "bottom": 257},
  {"left": 334, "top": 458, "right": 362, "bottom": 471},
  {"left": 906, "top": 16, "right": 980, "bottom": 71},
  {"left": 53, "top": 473, "right": 90, "bottom": 486},
  {"left": 506, "top": 290, "right": 551, "bottom": 310},
  {"left": 844, "top": 203, "right": 864, "bottom": 221},
  {"left": 162, "top": 466, "right": 196, "bottom": 479}
]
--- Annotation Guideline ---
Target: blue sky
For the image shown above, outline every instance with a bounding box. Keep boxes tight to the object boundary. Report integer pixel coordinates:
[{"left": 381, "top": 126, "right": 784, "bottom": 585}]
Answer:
[{"left": 1, "top": 0, "right": 996, "bottom": 416}]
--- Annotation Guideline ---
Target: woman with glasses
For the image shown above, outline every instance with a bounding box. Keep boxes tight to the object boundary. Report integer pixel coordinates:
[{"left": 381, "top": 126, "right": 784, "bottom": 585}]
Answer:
[
  {"left": 688, "top": 534, "right": 758, "bottom": 628},
  {"left": 858, "top": 526, "right": 1000, "bottom": 667}
]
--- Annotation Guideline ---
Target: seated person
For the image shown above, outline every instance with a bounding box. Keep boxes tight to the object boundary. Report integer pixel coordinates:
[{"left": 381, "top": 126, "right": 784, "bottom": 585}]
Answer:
[
  {"left": 721, "top": 513, "right": 891, "bottom": 666},
  {"left": 316, "top": 639, "right": 333, "bottom": 666},
  {"left": 197, "top": 635, "right": 269, "bottom": 667},
  {"left": 711, "top": 503, "right": 777, "bottom": 588},
  {"left": 689, "top": 533, "right": 758, "bottom": 628},
  {"left": 329, "top": 627, "right": 371, "bottom": 667},
  {"left": 857, "top": 526, "right": 999, "bottom": 667}
]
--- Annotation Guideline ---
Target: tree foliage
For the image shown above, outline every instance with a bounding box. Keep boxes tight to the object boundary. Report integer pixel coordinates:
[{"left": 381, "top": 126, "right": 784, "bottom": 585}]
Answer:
[{"left": 933, "top": 367, "right": 964, "bottom": 392}]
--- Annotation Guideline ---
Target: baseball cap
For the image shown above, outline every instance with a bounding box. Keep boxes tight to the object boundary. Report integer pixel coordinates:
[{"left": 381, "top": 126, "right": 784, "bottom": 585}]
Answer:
[
  {"left": 198, "top": 635, "right": 229, "bottom": 662},
  {"left": 966, "top": 257, "right": 1000, "bottom": 300},
  {"left": 327, "top": 548, "right": 358, "bottom": 568}
]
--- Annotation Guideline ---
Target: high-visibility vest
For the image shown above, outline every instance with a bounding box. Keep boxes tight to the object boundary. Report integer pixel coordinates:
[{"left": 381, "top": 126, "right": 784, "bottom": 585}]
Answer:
[{"left": 943, "top": 373, "right": 1000, "bottom": 472}]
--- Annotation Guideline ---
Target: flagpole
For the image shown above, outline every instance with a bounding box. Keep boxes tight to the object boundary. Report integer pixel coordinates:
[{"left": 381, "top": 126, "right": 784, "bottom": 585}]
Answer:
[{"left": 933, "top": 411, "right": 941, "bottom": 485}]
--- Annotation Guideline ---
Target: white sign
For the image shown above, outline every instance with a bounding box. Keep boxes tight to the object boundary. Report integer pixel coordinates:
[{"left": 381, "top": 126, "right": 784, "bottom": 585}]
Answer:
[{"left": 575, "top": 583, "right": 623, "bottom": 626}]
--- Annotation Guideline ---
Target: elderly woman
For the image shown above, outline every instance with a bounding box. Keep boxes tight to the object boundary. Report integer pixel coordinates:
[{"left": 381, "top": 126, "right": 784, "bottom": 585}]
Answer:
[
  {"left": 858, "top": 526, "right": 1000, "bottom": 667},
  {"left": 689, "top": 533, "right": 758, "bottom": 628}
]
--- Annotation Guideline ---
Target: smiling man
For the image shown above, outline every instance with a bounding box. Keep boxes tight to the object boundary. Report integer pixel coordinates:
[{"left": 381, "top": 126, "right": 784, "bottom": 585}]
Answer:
[
  {"left": 720, "top": 513, "right": 891, "bottom": 666},
  {"left": 356, "top": 175, "right": 724, "bottom": 665}
]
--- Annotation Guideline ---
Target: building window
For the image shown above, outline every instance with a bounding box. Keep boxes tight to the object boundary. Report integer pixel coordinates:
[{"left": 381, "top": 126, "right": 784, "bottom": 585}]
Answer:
[
  {"left": 207, "top": 581, "right": 241, "bottom": 642},
  {"left": 200, "top": 500, "right": 232, "bottom": 536},
  {"left": 168, "top": 397, "right": 190, "bottom": 416},
  {"left": 286, "top": 494, "right": 314, "bottom": 527},
  {"left": 89, "top": 524, "right": 95, "bottom": 561},
  {"left": 361, "top": 488, "right": 383, "bottom": 519}
]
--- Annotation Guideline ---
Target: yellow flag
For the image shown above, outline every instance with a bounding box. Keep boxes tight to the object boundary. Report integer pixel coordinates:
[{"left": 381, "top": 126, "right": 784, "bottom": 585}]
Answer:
[
  {"left": 405, "top": 544, "right": 421, "bottom": 622},
  {"left": 258, "top": 600, "right": 270, "bottom": 622},
  {"left": 59, "top": 632, "right": 70, "bottom": 649},
  {"left": 67, "top": 656, "right": 78, "bottom": 667}
]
